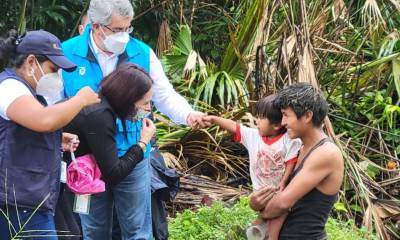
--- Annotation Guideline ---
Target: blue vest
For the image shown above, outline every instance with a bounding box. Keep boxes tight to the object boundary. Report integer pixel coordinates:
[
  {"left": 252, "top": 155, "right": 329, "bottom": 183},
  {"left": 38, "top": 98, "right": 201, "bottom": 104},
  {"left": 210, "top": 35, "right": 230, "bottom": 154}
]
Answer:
[
  {"left": 0, "top": 69, "right": 62, "bottom": 213},
  {"left": 62, "top": 25, "right": 151, "bottom": 157}
]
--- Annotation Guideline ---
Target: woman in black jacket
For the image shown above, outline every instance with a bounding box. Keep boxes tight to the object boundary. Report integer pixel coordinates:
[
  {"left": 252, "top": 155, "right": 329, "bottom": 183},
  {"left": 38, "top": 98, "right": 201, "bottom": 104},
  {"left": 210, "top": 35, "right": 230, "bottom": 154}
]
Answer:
[
  {"left": 57, "top": 63, "right": 156, "bottom": 239},
  {"left": 65, "top": 63, "right": 155, "bottom": 185}
]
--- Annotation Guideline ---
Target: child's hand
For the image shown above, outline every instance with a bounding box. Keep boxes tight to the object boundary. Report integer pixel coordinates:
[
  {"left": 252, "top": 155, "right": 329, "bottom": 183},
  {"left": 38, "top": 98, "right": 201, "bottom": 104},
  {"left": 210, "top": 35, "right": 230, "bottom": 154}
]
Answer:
[
  {"left": 249, "top": 186, "right": 278, "bottom": 211},
  {"left": 278, "top": 181, "right": 286, "bottom": 191},
  {"left": 202, "top": 115, "right": 215, "bottom": 127},
  {"left": 187, "top": 111, "right": 207, "bottom": 129}
]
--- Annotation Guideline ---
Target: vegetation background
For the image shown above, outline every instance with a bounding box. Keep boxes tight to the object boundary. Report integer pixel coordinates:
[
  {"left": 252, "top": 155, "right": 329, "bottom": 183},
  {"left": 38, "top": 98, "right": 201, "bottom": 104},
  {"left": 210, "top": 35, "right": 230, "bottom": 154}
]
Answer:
[{"left": 1, "top": 0, "right": 399, "bottom": 239}]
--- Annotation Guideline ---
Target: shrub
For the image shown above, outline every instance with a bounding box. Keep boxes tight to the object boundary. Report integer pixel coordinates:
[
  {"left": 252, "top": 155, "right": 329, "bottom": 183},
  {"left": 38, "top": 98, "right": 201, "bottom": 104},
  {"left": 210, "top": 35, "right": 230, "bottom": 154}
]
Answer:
[
  {"left": 168, "top": 198, "right": 256, "bottom": 240},
  {"left": 168, "top": 198, "right": 377, "bottom": 240}
]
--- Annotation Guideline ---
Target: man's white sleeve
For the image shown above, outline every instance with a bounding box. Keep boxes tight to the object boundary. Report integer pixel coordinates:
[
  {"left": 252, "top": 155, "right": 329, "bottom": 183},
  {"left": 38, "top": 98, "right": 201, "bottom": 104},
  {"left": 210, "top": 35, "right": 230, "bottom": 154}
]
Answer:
[{"left": 149, "top": 49, "right": 194, "bottom": 125}]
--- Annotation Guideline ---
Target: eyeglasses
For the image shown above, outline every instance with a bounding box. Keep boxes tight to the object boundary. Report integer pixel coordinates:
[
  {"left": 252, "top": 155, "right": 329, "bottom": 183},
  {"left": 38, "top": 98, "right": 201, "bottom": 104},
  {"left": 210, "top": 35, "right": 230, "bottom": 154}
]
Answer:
[{"left": 102, "top": 25, "right": 133, "bottom": 34}]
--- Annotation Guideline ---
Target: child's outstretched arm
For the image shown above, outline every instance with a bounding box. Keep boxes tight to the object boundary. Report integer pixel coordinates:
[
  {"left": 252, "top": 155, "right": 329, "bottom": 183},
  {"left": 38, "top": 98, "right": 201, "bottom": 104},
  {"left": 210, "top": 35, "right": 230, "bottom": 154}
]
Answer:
[{"left": 202, "top": 116, "right": 237, "bottom": 134}]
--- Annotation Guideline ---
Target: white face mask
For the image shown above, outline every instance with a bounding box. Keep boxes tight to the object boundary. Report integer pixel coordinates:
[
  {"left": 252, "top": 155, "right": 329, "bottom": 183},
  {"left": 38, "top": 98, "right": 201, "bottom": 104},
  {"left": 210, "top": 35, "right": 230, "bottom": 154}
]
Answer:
[
  {"left": 100, "top": 27, "right": 129, "bottom": 55},
  {"left": 29, "top": 59, "right": 63, "bottom": 98}
]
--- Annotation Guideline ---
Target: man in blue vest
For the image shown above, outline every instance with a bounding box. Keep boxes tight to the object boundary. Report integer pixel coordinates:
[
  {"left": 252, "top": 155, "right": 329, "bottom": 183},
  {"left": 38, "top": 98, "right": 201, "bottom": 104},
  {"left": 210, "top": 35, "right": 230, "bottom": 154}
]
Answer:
[{"left": 61, "top": 0, "right": 205, "bottom": 239}]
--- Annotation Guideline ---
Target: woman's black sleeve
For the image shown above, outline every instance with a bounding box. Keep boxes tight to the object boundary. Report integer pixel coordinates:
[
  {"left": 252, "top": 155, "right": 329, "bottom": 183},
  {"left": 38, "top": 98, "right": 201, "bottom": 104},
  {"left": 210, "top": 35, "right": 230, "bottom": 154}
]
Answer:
[{"left": 80, "top": 108, "right": 144, "bottom": 186}]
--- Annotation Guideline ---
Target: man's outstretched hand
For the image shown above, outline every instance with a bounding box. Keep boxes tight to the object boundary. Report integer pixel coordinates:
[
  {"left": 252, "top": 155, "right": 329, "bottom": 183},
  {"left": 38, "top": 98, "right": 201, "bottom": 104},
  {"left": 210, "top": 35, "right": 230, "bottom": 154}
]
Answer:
[{"left": 186, "top": 111, "right": 207, "bottom": 129}]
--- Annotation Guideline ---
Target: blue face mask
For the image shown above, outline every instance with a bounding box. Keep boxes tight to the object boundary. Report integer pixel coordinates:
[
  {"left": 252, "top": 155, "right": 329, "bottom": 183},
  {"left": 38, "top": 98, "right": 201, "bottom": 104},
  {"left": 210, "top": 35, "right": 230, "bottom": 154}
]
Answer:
[{"left": 136, "top": 108, "right": 151, "bottom": 121}]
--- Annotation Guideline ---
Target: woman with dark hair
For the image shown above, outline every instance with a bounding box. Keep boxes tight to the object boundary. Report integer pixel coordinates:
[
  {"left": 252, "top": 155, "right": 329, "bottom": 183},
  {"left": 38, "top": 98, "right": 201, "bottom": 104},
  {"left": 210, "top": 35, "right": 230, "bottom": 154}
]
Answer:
[
  {"left": 0, "top": 29, "right": 100, "bottom": 239},
  {"left": 62, "top": 63, "right": 156, "bottom": 239}
]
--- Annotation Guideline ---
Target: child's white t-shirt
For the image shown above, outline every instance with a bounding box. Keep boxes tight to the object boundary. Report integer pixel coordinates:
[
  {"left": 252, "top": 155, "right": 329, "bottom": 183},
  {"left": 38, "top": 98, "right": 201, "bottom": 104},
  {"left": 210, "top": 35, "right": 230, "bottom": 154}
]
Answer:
[{"left": 235, "top": 124, "right": 302, "bottom": 190}]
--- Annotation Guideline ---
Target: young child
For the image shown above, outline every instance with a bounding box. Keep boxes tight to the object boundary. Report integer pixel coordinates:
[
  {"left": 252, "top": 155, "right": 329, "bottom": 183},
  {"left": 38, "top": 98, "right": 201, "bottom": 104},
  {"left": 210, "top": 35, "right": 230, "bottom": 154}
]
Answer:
[{"left": 203, "top": 94, "right": 302, "bottom": 240}]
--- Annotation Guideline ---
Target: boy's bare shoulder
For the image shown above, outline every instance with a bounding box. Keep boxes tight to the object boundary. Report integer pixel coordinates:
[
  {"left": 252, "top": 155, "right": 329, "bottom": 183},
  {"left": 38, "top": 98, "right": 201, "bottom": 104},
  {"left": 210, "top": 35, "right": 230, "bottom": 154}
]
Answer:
[{"left": 311, "top": 141, "right": 343, "bottom": 166}]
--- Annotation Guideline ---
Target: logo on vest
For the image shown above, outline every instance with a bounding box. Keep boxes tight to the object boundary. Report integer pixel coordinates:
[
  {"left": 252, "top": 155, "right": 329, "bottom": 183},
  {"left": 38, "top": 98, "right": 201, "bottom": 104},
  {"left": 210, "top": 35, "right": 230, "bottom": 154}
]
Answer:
[{"left": 79, "top": 67, "right": 86, "bottom": 76}]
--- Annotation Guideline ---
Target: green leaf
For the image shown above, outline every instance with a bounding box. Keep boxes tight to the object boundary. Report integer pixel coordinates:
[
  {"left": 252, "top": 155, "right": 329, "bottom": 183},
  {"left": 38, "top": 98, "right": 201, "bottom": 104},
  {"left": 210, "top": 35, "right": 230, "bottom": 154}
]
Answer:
[
  {"left": 366, "top": 164, "right": 380, "bottom": 179},
  {"left": 175, "top": 25, "right": 193, "bottom": 55},
  {"left": 334, "top": 202, "right": 348, "bottom": 213},
  {"left": 350, "top": 204, "right": 363, "bottom": 213},
  {"left": 218, "top": 78, "right": 225, "bottom": 107}
]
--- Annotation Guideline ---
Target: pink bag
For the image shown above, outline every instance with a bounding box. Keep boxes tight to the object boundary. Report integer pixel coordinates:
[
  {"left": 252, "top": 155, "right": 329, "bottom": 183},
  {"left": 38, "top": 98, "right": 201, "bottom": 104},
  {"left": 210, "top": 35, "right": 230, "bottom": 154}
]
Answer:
[{"left": 66, "top": 153, "right": 105, "bottom": 195}]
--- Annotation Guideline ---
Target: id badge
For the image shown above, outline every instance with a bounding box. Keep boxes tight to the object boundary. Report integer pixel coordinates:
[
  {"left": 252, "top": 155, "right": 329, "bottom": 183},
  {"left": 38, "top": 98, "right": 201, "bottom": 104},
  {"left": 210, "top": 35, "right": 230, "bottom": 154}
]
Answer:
[
  {"left": 60, "top": 161, "right": 67, "bottom": 183},
  {"left": 73, "top": 194, "right": 91, "bottom": 215}
]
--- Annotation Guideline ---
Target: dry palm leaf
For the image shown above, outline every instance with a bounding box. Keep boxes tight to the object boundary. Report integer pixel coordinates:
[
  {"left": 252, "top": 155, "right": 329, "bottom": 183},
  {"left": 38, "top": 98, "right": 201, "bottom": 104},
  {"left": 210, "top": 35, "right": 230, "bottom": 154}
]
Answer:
[
  {"left": 281, "top": 34, "right": 297, "bottom": 80},
  {"left": 156, "top": 19, "right": 172, "bottom": 56},
  {"left": 298, "top": 43, "right": 318, "bottom": 87},
  {"left": 361, "top": 0, "right": 385, "bottom": 29},
  {"left": 173, "top": 174, "right": 250, "bottom": 206},
  {"left": 161, "top": 151, "right": 187, "bottom": 171},
  {"left": 389, "top": 0, "right": 400, "bottom": 11},
  {"left": 245, "top": 0, "right": 275, "bottom": 82},
  {"left": 374, "top": 200, "right": 400, "bottom": 219},
  {"left": 363, "top": 201, "right": 391, "bottom": 239},
  {"left": 333, "top": 0, "right": 347, "bottom": 21}
]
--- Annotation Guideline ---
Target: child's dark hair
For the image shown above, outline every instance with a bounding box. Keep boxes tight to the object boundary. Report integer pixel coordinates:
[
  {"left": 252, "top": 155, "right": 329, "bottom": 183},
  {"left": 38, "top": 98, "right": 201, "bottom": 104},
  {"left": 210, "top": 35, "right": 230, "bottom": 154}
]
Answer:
[
  {"left": 274, "top": 83, "right": 328, "bottom": 127},
  {"left": 255, "top": 94, "right": 282, "bottom": 124}
]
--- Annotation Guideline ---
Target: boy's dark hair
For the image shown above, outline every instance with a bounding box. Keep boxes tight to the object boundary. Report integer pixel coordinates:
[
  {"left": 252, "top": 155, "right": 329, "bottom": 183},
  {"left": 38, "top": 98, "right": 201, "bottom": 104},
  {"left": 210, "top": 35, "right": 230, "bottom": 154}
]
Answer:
[
  {"left": 255, "top": 94, "right": 282, "bottom": 124},
  {"left": 274, "top": 83, "right": 328, "bottom": 127}
]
